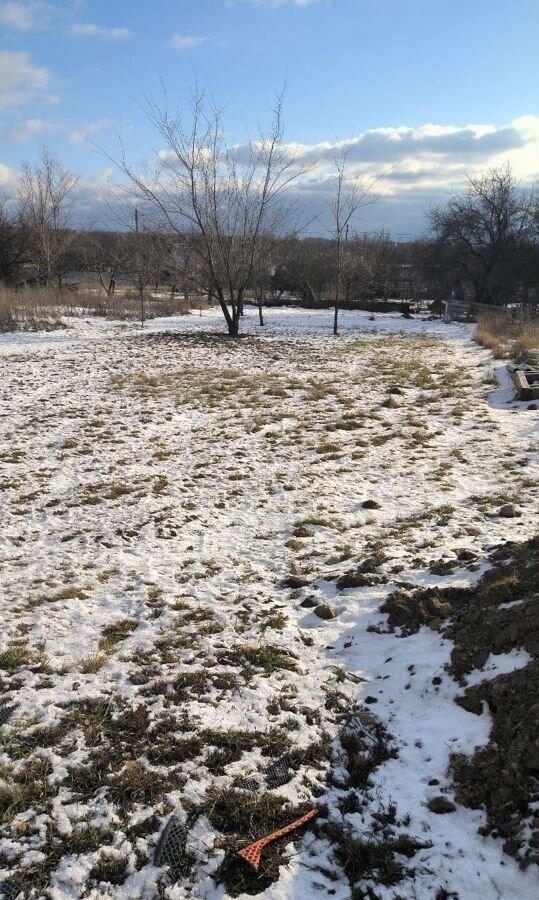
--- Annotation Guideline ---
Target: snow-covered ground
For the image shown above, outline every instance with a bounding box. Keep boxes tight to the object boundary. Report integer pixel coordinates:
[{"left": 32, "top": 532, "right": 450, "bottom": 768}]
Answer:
[{"left": 0, "top": 307, "right": 538, "bottom": 899}]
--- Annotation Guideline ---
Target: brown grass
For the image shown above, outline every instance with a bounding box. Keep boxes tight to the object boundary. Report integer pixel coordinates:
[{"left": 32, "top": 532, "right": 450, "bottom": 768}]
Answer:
[
  {"left": 474, "top": 311, "right": 539, "bottom": 361},
  {"left": 0, "top": 285, "right": 206, "bottom": 331},
  {"left": 0, "top": 287, "right": 64, "bottom": 332}
]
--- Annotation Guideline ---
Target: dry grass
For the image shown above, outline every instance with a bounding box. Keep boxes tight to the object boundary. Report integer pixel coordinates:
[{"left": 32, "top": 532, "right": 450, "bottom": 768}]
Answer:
[
  {"left": 0, "top": 285, "right": 203, "bottom": 331},
  {"left": 474, "top": 311, "right": 539, "bottom": 361},
  {"left": 0, "top": 287, "right": 64, "bottom": 332}
]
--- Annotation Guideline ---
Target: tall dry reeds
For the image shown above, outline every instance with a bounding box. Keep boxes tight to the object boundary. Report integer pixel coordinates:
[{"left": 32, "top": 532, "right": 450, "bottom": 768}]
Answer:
[
  {"left": 473, "top": 309, "right": 539, "bottom": 361},
  {"left": 0, "top": 286, "right": 203, "bottom": 332},
  {"left": 0, "top": 287, "right": 64, "bottom": 332}
]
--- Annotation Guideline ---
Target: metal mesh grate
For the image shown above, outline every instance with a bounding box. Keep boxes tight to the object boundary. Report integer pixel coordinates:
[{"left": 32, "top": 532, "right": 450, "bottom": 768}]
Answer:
[
  {"left": 154, "top": 816, "right": 189, "bottom": 873},
  {"left": 237, "top": 777, "right": 260, "bottom": 792},
  {"left": 0, "top": 880, "right": 21, "bottom": 900},
  {"left": 0, "top": 707, "right": 14, "bottom": 727},
  {"left": 264, "top": 755, "right": 291, "bottom": 789}
]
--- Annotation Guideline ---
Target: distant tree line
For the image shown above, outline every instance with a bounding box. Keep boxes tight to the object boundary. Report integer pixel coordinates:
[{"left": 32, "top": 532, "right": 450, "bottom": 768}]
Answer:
[{"left": 1, "top": 137, "right": 538, "bottom": 335}]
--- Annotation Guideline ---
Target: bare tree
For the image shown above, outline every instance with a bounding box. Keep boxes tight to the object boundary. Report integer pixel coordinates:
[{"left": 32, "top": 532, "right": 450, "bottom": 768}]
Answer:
[
  {"left": 80, "top": 230, "right": 130, "bottom": 297},
  {"left": 101, "top": 197, "right": 173, "bottom": 324},
  {"left": 272, "top": 236, "right": 333, "bottom": 305},
  {"left": 428, "top": 163, "right": 536, "bottom": 306},
  {"left": 111, "top": 86, "right": 307, "bottom": 336},
  {"left": 328, "top": 155, "right": 379, "bottom": 334},
  {"left": 347, "top": 230, "right": 399, "bottom": 302},
  {"left": 129, "top": 220, "right": 168, "bottom": 326},
  {"left": 250, "top": 234, "right": 281, "bottom": 326},
  {"left": 18, "top": 146, "right": 79, "bottom": 289}
]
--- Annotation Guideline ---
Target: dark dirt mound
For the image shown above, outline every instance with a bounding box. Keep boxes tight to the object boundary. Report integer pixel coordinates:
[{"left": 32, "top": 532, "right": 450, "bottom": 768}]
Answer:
[
  {"left": 446, "top": 537, "right": 539, "bottom": 869},
  {"left": 451, "top": 659, "right": 539, "bottom": 867},
  {"left": 446, "top": 538, "right": 539, "bottom": 678},
  {"left": 382, "top": 536, "right": 539, "bottom": 869}
]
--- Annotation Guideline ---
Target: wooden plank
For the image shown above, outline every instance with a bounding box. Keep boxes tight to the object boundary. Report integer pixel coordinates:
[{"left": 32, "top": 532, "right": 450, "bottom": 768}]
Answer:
[{"left": 511, "top": 368, "right": 539, "bottom": 400}]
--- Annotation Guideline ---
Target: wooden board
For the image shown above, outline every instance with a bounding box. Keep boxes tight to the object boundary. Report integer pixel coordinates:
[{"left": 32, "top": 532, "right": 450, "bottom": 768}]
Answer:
[{"left": 511, "top": 368, "right": 539, "bottom": 400}]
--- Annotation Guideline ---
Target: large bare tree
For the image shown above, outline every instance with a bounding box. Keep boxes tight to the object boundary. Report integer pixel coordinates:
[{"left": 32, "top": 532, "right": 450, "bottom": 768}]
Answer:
[
  {"left": 428, "top": 164, "right": 536, "bottom": 306},
  {"left": 112, "top": 87, "right": 306, "bottom": 336},
  {"left": 18, "top": 146, "right": 79, "bottom": 289}
]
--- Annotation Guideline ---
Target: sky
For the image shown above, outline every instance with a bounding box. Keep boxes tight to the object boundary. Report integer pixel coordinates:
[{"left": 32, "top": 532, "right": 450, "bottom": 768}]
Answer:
[{"left": 1, "top": 0, "right": 538, "bottom": 236}]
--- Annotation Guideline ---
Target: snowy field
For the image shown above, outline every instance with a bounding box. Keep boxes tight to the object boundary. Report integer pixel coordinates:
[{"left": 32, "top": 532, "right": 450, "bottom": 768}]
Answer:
[{"left": 0, "top": 307, "right": 538, "bottom": 899}]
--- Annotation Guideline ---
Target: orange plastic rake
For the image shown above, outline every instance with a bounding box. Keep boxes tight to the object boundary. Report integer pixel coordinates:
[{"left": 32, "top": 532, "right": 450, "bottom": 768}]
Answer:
[{"left": 237, "top": 808, "right": 319, "bottom": 871}]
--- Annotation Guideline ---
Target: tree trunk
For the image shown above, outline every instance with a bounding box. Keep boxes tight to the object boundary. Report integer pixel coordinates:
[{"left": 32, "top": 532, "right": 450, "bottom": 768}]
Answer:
[
  {"left": 257, "top": 296, "right": 264, "bottom": 326},
  {"left": 334, "top": 236, "right": 341, "bottom": 336},
  {"left": 217, "top": 295, "right": 236, "bottom": 335}
]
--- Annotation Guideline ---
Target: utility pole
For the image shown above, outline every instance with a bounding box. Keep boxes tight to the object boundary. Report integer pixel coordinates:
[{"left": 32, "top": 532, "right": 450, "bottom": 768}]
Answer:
[{"left": 135, "top": 208, "right": 144, "bottom": 328}]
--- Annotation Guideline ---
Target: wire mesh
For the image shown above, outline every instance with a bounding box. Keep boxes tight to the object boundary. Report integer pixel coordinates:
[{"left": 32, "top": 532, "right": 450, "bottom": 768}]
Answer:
[
  {"left": 264, "top": 755, "right": 291, "bottom": 789},
  {"left": 0, "top": 707, "right": 14, "bottom": 726},
  {"left": 0, "top": 880, "right": 21, "bottom": 900},
  {"left": 154, "top": 816, "right": 189, "bottom": 872}
]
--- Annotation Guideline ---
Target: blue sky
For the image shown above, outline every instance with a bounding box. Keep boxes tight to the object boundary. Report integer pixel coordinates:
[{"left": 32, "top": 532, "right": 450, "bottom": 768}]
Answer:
[{"left": 1, "top": 0, "right": 538, "bottom": 235}]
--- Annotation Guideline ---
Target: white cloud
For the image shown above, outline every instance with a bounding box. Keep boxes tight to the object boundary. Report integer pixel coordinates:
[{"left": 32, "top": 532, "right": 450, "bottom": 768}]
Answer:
[
  {"left": 0, "top": 161, "right": 17, "bottom": 188},
  {"left": 218, "top": 116, "right": 539, "bottom": 235},
  {"left": 68, "top": 23, "right": 131, "bottom": 39},
  {"left": 170, "top": 34, "right": 206, "bottom": 49},
  {"left": 69, "top": 118, "right": 111, "bottom": 143},
  {"left": 7, "top": 117, "right": 61, "bottom": 141},
  {"left": 1, "top": 114, "right": 536, "bottom": 236},
  {"left": 267, "top": 116, "right": 539, "bottom": 194},
  {"left": 0, "top": 1, "right": 51, "bottom": 30},
  {"left": 0, "top": 49, "right": 51, "bottom": 111}
]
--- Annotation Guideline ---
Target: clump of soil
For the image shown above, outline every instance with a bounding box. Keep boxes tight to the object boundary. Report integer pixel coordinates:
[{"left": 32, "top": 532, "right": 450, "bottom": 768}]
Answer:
[
  {"left": 336, "top": 554, "right": 389, "bottom": 590},
  {"left": 380, "top": 585, "right": 464, "bottom": 634}
]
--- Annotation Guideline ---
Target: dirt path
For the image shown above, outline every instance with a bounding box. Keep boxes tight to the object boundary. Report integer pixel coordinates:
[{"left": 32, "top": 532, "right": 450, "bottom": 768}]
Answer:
[{"left": 0, "top": 309, "right": 537, "bottom": 899}]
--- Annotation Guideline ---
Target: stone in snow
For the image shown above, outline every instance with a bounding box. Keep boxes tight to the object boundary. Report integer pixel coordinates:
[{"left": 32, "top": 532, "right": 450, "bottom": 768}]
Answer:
[
  {"left": 427, "top": 796, "right": 457, "bottom": 814},
  {"left": 499, "top": 503, "right": 520, "bottom": 518},
  {"left": 314, "top": 604, "right": 337, "bottom": 620}
]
